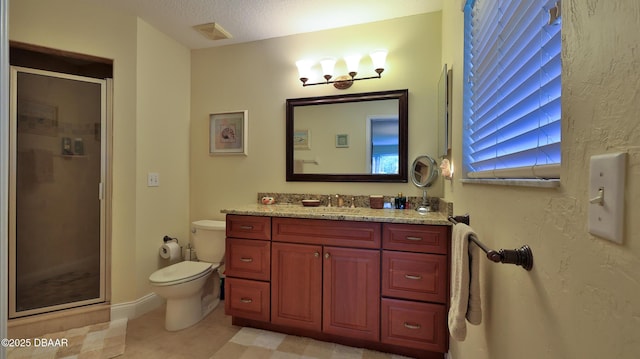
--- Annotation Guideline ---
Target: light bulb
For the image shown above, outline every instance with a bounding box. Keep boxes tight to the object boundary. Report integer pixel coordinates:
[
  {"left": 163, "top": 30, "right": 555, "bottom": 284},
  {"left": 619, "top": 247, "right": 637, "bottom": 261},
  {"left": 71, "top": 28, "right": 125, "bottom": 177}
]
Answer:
[
  {"left": 319, "top": 57, "right": 336, "bottom": 81},
  {"left": 344, "top": 54, "right": 361, "bottom": 77},
  {"left": 369, "top": 49, "right": 388, "bottom": 74},
  {"left": 295, "top": 60, "right": 313, "bottom": 83}
]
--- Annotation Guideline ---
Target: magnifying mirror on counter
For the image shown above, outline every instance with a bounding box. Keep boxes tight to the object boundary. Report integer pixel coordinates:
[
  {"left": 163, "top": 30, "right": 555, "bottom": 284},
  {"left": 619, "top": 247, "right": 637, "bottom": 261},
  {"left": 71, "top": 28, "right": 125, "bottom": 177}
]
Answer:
[{"left": 410, "top": 155, "right": 439, "bottom": 214}]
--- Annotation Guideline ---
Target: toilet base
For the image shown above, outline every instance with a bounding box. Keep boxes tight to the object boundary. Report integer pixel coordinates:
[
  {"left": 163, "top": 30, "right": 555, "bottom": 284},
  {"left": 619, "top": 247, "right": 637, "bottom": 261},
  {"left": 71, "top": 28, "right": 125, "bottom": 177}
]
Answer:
[{"left": 164, "top": 291, "right": 220, "bottom": 331}]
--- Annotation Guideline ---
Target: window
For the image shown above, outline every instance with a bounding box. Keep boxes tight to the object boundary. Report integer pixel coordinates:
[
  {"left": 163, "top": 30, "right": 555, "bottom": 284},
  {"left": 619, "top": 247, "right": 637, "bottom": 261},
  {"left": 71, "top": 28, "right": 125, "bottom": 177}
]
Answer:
[
  {"left": 368, "top": 117, "right": 399, "bottom": 174},
  {"left": 463, "top": 0, "right": 561, "bottom": 181}
]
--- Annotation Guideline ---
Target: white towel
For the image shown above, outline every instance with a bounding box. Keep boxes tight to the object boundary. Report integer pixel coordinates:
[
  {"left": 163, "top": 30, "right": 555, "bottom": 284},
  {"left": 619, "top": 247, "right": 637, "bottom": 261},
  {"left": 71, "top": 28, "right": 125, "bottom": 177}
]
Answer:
[{"left": 448, "top": 223, "right": 482, "bottom": 341}]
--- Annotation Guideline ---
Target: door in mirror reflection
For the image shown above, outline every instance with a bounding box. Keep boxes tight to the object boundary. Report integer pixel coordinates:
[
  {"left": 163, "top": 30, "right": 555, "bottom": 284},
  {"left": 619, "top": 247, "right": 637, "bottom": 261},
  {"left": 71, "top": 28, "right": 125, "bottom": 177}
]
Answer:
[{"left": 368, "top": 116, "right": 399, "bottom": 174}]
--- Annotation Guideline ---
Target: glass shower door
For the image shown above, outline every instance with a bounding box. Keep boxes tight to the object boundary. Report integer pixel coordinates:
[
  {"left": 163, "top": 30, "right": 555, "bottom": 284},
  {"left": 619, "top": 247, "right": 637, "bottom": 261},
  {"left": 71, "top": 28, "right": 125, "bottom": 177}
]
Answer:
[{"left": 9, "top": 67, "right": 107, "bottom": 318}]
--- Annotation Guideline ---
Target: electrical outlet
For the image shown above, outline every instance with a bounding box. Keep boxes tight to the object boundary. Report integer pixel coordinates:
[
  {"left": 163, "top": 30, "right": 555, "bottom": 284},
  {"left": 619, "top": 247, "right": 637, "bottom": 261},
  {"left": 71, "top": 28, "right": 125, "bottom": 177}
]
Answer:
[{"left": 147, "top": 172, "right": 160, "bottom": 187}]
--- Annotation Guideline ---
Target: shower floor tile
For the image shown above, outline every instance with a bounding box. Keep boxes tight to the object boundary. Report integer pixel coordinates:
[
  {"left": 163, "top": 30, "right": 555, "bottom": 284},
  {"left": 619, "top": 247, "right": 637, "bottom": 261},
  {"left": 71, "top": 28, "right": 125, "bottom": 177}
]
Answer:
[{"left": 16, "top": 270, "right": 100, "bottom": 312}]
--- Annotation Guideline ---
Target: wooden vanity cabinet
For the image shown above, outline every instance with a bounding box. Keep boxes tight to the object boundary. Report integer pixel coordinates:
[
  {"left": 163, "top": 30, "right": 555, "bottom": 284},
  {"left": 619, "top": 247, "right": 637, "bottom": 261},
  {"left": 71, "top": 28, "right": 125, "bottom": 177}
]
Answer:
[
  {"left": 271, "top": 218, "right": 381, "bottom": 341},
  {"left": 225, "top": 214, "right": 451, "bottom": 359},
  {"left": 224, "top": 215, "right": 271, "bottom": 322},
  {"left": 381, "top": 223, "right": 450, "bottom": 353}
]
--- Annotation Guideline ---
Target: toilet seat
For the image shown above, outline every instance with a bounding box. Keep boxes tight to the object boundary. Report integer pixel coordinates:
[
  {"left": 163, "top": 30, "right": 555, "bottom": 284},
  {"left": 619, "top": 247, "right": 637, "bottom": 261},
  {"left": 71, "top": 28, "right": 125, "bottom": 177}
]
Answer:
[{"left": 149, "top": 261, "right": 219, "bottom": 287}]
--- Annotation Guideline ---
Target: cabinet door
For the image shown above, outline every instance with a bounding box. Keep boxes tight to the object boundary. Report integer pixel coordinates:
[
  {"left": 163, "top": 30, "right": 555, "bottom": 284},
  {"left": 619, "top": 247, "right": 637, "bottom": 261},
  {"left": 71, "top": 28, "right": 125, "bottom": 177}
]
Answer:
[
  {"left": 323, "top": 246, "right": 380, "bottom": 341},
  {"left": 271, "top": 242, "right": 322, "bottom": 331}
]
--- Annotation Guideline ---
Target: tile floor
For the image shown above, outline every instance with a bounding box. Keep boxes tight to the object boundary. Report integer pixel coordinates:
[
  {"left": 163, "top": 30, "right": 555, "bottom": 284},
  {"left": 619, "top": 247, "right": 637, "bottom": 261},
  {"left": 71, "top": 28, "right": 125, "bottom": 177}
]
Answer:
[
  {"left": 122, "top": 302, "right": 238, "bottom": 358},
  {"left": 213, "top": 326, "right": 413, "bottom": 359},
  {"left": 123, "top": 302, "right": 415, "bottom": 359},
  {"left": 7, "top": 318, "right": 127, "bottom": 359}
]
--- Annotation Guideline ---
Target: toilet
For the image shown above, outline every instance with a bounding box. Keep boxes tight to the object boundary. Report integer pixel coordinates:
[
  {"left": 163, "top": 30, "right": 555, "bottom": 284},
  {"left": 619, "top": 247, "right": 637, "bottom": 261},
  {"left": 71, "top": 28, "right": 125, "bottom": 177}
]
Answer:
[{"left": 149, "top": 220, "right": 226, "bottom": 331}]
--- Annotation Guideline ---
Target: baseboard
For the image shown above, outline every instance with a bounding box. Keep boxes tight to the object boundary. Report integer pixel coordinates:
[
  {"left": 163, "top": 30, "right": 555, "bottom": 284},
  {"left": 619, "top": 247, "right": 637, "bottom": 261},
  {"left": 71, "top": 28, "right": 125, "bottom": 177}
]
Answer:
[{"left": 110, "top": 292, "right": 164, "bottom": 321}]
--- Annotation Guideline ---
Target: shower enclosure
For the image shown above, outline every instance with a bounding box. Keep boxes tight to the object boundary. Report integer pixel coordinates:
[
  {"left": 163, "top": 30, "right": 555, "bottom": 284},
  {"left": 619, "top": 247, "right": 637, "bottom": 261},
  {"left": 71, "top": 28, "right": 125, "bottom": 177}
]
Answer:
[{"left": 8, "top": 66, "right": 109, "bottom": 318}]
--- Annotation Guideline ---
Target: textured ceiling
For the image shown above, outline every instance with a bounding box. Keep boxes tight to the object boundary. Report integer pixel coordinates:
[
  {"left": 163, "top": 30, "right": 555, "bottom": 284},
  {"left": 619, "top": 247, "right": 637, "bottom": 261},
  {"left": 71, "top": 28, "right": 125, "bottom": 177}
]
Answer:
[{"left": 83, "top": 0, "right": 443, "bottom": 49}]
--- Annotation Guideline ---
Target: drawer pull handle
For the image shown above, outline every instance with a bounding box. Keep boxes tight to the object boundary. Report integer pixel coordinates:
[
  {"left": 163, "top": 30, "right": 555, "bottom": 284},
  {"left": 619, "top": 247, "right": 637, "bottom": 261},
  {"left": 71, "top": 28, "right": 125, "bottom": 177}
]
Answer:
[
  {"left": 404, "top": 274, "right": 422, "bottom": 280},
  {"left": 406, "top": 236, "right": 423, "bottom": 241},
  {"left": 240, "top": 257, "right": 253, "bottom": 262},
  {"left": 239, "top": 225, "right": 254, "bottom": 230},
  {"left": 404, "top": 322, "right": 421, "bottom": 330},
  {"left": 325, "top": 252, "right": 330, "bottom": 259},
  {"left": 240, "top": 297, "right": 253, "bottom": 304},
  {"left": 314, "top": 251, "right": 320, "bottom": 258}
]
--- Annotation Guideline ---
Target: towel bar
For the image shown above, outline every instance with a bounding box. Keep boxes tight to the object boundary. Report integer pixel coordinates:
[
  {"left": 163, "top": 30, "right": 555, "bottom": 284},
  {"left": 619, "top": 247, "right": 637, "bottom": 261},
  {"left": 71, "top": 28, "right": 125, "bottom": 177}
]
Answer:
[{"left": 448, "top": 215, "right": 533, "bottom": 271}]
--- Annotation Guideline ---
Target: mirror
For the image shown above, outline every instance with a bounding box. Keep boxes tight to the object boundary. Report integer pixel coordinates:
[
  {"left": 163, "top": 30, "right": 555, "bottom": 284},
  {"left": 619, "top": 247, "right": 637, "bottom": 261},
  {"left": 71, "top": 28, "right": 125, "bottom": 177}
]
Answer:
[
  {"left": 410, "top": 155, "right": 439, "bottom": 214},
  {"left": 437, "top": 64, "right": 452, "bottom": 157},
  {"left": 286, "top": 89, "right": 408, "bottom": 182}
]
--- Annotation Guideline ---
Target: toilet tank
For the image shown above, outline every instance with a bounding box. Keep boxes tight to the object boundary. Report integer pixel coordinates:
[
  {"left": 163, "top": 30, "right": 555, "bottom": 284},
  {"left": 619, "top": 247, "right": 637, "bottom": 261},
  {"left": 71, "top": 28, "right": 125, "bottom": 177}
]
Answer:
[{"left": 191, "top": 220, "right": 226, "bottom": 263}]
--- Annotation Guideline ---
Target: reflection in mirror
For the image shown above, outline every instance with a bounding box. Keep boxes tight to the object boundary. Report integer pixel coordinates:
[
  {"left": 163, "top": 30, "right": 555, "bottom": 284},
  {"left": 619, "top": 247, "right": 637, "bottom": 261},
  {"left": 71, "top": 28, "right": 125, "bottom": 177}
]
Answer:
[
  {"left": 286, "top": 89, "right": 408, "bottom": 182},
  {"left": 293, "top": 100, "right": 398, "bottom": 174},
  {"left": 437, "top": 64, "right": 452, "bottom": 157},
  {"left": 410, "top": 155, "right": 439, "bottom": 214}
]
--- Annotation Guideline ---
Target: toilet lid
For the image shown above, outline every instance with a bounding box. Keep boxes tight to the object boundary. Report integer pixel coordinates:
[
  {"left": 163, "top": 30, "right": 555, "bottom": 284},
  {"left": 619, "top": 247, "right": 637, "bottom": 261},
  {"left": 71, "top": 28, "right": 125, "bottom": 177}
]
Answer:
[{"left": 149, "top": 261, "right": 213, "bottom": 284}]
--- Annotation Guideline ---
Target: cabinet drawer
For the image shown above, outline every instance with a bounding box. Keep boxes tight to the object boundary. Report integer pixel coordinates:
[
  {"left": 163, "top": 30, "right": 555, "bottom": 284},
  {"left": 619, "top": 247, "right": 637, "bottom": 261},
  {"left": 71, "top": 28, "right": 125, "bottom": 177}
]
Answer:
[
  {"left": 381, "top": 298, "right": 447, "bottom": 353},
  {"left": 382, "top": 251, "right": 447, "bottom": 303},
  {"left": 227, "top": 215, "right": 271, "bottom": 240},
  {"left": 273, "top": 217, "right": 380, "bottom": 249},
  {"left": 382, "top": 223, "right": 449, "bottom": 254},
  {"left": 225, "top": 238, "right": 271, "bottom": 281},
  {"left": 225, "top": 278, "right": 270, "bottom": 322}
]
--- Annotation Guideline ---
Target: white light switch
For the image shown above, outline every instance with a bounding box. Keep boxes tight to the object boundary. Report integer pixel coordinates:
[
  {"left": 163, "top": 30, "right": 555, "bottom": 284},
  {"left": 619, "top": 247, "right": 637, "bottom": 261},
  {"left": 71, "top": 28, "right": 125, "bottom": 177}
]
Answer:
[
  {"left": 147, "top": 172, "right": 160, "bottom": 187},
  {"left": 588, "top": 152, "right": 626, "bottom": 243}
]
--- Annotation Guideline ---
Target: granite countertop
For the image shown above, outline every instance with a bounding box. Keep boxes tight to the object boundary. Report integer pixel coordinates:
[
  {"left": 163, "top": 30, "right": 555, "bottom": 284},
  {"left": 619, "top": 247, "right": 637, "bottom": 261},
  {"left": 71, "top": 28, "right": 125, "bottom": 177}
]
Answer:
[{"left": 221, "top": 204, "right": 452, "bottom": 226}]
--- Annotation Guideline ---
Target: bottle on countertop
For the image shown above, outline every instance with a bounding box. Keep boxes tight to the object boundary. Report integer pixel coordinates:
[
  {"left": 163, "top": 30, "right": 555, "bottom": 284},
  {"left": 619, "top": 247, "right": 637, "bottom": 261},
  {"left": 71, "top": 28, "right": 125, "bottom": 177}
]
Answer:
[{"left": 395, "top": 192, "right": 406, "bottom": 209}]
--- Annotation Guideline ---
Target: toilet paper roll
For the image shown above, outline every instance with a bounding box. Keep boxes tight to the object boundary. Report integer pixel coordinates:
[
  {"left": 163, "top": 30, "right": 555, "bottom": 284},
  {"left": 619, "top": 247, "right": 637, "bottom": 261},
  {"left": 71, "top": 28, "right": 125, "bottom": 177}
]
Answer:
[{"left": 160, "top": 242, "right": 180, "bottom": 260}]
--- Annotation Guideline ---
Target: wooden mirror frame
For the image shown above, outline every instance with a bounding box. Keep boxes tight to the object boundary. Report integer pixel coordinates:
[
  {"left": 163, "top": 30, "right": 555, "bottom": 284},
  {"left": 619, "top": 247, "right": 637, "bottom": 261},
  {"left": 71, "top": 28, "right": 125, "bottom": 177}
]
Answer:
[{"left": 286, "top": 89, "right": 408, "bottom": 182}]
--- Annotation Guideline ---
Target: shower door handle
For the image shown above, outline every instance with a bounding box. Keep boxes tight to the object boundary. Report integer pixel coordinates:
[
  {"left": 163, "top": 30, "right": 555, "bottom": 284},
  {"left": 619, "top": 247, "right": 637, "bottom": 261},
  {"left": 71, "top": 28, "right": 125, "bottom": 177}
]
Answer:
[{"left": 98, "top": 182, "right": 104, "bottom": 200}]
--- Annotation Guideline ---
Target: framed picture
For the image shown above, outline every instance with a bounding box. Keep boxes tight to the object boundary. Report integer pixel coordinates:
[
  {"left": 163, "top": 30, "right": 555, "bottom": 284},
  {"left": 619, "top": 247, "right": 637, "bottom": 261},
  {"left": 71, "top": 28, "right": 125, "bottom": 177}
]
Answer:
[
  {"left": 210, "top": 110, "right": 248, "bottom": 155},
  {"left": 294, "top": 129, "right": 311, "bottom": 150},
  {"left": 335, "top": 134, "right": 349, "bottom": 148}
]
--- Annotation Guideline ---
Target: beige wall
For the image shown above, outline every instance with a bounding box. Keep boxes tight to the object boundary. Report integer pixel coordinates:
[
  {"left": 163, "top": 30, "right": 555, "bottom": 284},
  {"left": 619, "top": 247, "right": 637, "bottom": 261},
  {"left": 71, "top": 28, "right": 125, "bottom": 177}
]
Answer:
[
  {"left": 442, "top": 1, "right": 640, "bottom": 358},
  {"left": 190, "top": 12, "right": 443, "bottom": 221},
  {"left": 134, "top": 19, "right": 191, "bottom": 298},
  {"left": 9, "top": 0, "right": 191, "bottom": 303}
]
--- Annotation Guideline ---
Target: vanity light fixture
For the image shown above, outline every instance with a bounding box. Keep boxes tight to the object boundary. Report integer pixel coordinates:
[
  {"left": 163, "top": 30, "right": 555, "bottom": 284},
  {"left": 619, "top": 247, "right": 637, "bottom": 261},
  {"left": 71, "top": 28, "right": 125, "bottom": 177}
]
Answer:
[{"left": 296, "top": 49, "right": 388, "bottom": 90}]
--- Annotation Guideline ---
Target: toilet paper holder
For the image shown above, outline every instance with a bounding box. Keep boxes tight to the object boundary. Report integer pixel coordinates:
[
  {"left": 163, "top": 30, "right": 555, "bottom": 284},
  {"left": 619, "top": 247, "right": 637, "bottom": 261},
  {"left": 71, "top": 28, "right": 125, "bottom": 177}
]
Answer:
[{"left": 163, "top": 235, "right": 178, "bottom": 244}]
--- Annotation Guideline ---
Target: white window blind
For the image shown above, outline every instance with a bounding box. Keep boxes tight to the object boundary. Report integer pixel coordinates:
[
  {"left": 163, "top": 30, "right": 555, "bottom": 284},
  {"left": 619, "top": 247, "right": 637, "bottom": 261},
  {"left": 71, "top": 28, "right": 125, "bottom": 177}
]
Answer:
[{"left": 463, "top": 0, "right": 562, "bottom": 179}]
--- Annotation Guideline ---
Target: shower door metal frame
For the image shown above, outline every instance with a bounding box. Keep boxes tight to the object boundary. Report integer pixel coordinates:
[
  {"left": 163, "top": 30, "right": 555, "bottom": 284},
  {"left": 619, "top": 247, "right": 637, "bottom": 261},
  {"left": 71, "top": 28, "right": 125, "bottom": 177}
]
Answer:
[{"left": 8, "top": 66, "right": 111, "bottom": 318}]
